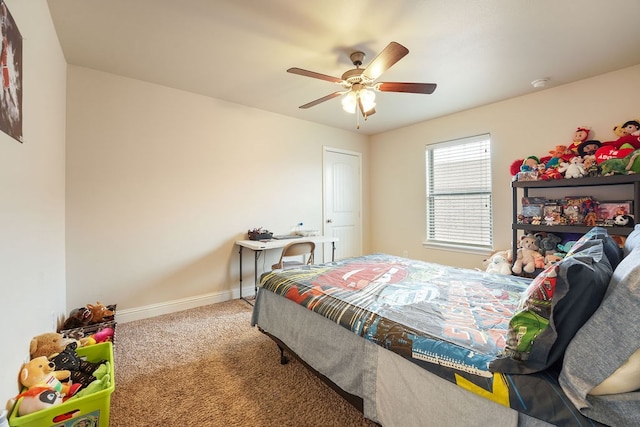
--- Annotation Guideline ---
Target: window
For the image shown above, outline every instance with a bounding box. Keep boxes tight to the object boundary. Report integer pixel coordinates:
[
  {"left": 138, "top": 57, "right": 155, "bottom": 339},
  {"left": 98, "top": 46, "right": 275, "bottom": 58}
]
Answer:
[{"left": 425, "top": 134, "right": 493, "bottom": 252}]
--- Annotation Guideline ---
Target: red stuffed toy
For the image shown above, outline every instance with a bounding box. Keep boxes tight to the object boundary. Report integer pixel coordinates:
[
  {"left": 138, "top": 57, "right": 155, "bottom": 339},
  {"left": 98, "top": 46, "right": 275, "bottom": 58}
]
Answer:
[{"left": 601, "top": 119, "right": 640, "bottom": 150}]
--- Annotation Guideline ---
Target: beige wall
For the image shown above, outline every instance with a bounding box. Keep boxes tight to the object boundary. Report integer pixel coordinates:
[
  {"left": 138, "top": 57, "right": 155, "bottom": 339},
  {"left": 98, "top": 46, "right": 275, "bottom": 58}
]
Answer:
[
  {"left": 0, "top": 0, "right": 67, "bottom": 407},
  {"left": 65, "top": 66, "right": 370, "bottom": 319},
  {"left": 370, "top": 64, "right": 640, "bottom": 269}
]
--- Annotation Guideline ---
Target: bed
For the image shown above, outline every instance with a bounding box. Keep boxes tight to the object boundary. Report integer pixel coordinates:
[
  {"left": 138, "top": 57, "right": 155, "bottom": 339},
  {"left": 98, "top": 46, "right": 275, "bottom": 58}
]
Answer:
[{"left": 251, "top": 225, "right": 640, "bottom": 426}]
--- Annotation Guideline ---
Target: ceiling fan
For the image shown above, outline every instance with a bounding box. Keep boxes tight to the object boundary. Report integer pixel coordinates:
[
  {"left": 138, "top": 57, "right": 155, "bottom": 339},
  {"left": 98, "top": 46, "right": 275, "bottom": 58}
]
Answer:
[{"left": 287, "top": 42, "right": 437, "bottom": 126}]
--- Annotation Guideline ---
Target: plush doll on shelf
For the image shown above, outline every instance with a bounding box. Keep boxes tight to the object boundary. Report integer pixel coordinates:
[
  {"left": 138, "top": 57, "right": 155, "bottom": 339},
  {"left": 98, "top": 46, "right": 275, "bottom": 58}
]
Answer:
[
  {"left": 600, "top": 149, "right": 640, "bottom": 176},
  {"left": 545, "top": 145, "right": 573, "bottom": 168},
  {"left": 558, "top": 156, "right": 586, "bottom": 178},
  {"left": 582, "top": 154, "right": 599, "bottom": 176},
  {"left": 568, "top": 126, "right": 591, "bottom": 154},
  {"left": 577, "top": 140, "right": 602, "bottom": 157},
  {"left": 512, "top": 234, "right": 543, "bottom": 275},
  {"left": 602, "top": 119, "right": 640, "bottom": 150}
]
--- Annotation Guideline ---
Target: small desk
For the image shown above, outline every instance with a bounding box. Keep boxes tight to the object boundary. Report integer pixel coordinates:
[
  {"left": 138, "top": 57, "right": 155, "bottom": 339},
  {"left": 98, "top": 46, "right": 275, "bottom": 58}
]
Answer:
[{"left": 236, "top": 236, "right": 338, "bottom": 302}]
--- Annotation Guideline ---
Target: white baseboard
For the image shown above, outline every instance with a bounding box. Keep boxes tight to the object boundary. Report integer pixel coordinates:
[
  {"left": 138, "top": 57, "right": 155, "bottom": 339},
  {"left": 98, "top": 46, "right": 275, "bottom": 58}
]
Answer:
[{"left": 115, "top": 286, "right": 257, "bottom": 324}]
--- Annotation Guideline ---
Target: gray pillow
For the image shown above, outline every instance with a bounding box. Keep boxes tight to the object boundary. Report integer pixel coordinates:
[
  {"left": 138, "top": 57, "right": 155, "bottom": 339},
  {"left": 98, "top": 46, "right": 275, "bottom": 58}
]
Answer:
[
  {"left": 624, "top": 224, "right": 640, "bottom": 257},
  {"left": 559, "top": 246, "right": 640, "bottom": 425}
]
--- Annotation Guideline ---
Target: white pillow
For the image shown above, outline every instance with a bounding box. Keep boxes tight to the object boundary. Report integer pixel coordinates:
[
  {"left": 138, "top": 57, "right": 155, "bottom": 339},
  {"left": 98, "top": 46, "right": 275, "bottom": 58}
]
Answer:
[{"left": 590, "top": 347, "right": 640, "bottom": 395}]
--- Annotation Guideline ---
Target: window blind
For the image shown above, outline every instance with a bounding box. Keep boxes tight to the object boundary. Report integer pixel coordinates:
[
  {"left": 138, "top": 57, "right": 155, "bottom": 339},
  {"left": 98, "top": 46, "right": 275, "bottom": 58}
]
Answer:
[{"left": 426, "top": 134, "right": 493, "bottom": 250}]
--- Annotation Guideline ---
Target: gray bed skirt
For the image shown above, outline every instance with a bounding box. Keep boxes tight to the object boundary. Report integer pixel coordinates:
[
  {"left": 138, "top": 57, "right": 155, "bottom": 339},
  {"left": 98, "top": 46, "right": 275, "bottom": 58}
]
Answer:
[{"left": 251, "top": 288, "right": 552, "bottom": 427}]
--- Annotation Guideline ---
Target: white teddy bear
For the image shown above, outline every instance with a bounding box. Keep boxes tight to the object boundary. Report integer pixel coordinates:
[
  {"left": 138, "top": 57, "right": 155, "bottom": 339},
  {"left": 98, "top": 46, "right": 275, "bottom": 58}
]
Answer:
[
  {"left": 559, "top": 156, "right": 586, "bottom": 178},
  {"left": 485, "top": 254, "right": 513, "bottom": 275}
]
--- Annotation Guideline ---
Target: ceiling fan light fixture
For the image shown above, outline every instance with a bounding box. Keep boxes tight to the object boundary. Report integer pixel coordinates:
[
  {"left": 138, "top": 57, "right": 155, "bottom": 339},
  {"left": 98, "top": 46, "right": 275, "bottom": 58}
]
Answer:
[
  {"left": 341, "top": 88, "right": 376, "bottom": 114},
  {"left": 359, "top": 88, "right": 376, "bottom": 112},
  {"left": 341, "top": 91, "right": 357, "bottom": 113}
]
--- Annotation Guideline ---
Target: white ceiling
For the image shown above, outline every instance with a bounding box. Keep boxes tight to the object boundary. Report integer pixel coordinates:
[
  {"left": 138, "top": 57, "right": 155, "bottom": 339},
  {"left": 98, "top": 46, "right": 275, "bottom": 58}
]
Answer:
[{"left": 46, "top": 0, "right": 640, "bottom": 135}]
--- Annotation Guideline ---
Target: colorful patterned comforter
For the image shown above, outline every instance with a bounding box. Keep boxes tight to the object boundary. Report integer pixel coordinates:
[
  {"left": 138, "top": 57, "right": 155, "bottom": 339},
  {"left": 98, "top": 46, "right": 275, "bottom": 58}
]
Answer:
[{"left": 259, "top": 254, "right": 603, "bottom": 426}]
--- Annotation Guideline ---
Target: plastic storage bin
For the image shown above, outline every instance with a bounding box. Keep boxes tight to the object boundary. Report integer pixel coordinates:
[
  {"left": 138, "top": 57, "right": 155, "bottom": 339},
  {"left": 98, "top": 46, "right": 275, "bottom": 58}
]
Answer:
[{"left": 9, "top": 342, "right": 115, "bottom": 427}]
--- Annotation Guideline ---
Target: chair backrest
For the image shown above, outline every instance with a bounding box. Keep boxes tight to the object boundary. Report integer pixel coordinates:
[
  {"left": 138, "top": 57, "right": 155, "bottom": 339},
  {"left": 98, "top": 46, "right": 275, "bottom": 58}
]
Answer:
[{"left": 272, "top": 241, "right": 315, "bottom": 270}]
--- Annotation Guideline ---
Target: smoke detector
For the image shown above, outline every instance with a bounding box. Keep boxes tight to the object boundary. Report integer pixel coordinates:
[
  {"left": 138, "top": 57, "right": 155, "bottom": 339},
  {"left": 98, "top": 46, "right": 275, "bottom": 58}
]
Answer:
[{"left": 531, "top": 78, "right": 549, "bottom": 88}]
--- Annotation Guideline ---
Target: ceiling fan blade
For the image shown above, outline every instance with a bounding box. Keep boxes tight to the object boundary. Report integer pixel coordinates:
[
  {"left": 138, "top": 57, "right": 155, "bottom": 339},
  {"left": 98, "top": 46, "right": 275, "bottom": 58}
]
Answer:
[
  {"left": 298, "top": 91, "right": 344, "bottom": 109},
  {"left": 375, "top": 82, "right": 437, "bottom": 94},
  {"left": 363, "top": 42, "right": 409, "bottom": 81},
  {"left": 287, "top": 67, "right": 343, "bottom": 83}
]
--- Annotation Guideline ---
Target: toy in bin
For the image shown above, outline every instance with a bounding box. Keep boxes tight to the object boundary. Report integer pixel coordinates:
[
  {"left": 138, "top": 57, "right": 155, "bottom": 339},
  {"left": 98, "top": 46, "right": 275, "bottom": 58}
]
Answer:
[
  {"left": 9, "top": 342, "right": 115, "bottom": 427},
  {"left": 58, "top": 303, "right": 116, "bottom": 344}
]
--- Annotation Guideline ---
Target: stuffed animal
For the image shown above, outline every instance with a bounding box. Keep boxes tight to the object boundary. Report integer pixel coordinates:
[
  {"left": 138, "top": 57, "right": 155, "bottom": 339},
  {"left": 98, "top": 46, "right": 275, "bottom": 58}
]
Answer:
[
  {"left": 61, "top": 307, "right": 93, "bottom": 330},
  {"left": 558, "top": 156, "right": 585, "bottom": 178},
  {"left": 19, "top": 356, "right": 80, "bottom": 398},
  {"left": 535, "top": 232, "right": 562, "bottom": 256},
  {"left": 86, "top": 302, "right": 115, "bottom": 324},
  {"left": 482, "top": 249, "right": 513, "bottom": 270},
  {"left": 602, "top": 119, "right": 640, "bottom": 150},
  {"left": 568, "top": 126, "right": 590, "bottom": 154},
  {"left": 30, "top": 332, "right": 76, "bottom": 360},
  {"left": 582, "top": 154, "right": 599, "bottom": 176},
  {"left": 15, "top": 387, "right": 62, "bottom": 416},
  {"left": 512, "top": 234, "right": 543, "bottom": 275},
  {"left": 614, "top": 214, "right": 635, "bottom": 227},
  {"left": 485, "top": 254, "right": 513, "bottom": 275},
  {"left": 49, "top": 342, "right": 106, "bottom": 388},
  {"left": 69, "top": 362, "right": 111, "bottom": 400},
  {"left": 80, "top": 327, "right": 115, "bottom": 347},
  {"left": 545, "top": 145, "right": 573, "bottom": 168},
  {"left": 577, "top": 140, "right": 602, "bottom": 157},
  {"left": 599, "top": 150, "right": 640, "bottom": 176}
]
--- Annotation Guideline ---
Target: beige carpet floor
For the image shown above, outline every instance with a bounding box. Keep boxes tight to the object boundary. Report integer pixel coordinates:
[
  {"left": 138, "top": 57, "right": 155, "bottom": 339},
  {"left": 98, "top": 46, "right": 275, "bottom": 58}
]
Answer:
[{"left": 110, "top": 299, "right": 378, "bottom": 427}]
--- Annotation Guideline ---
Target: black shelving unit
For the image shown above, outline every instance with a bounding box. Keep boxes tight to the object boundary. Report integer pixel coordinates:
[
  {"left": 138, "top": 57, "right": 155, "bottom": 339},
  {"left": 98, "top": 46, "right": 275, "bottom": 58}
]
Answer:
[{"left": 512, "top": 174, "right": 640, "bottom": 257}]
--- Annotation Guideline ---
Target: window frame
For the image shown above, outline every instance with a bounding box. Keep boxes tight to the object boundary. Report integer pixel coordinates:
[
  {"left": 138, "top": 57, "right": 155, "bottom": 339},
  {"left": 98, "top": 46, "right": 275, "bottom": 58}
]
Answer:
[{"left": 424, "top": 133, "right": 493, "bottom": 253}]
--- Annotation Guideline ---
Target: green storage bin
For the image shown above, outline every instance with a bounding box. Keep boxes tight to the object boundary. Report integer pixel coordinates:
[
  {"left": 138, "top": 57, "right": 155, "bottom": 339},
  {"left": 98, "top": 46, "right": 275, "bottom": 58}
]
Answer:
[{"left": 9, "top": 342, "right": 115, "bottom": 427}]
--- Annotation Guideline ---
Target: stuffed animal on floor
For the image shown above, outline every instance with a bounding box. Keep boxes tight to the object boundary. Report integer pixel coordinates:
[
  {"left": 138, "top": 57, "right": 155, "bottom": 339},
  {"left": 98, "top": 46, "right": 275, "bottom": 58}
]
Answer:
[
  {"left": 30, "top": 332, "right": 77, "bottom": 360},
  {"left": 19, "top": 356, "right": 80, "bottom": 398},
  {"left": 61, "top": 307, "right": 93, "bottom": 330},
  {"left": 512, "top": 234, "right": 543, "bottom": 275},
  {"left": 86, "top": 302, "right": 115, "bottom": 324}
]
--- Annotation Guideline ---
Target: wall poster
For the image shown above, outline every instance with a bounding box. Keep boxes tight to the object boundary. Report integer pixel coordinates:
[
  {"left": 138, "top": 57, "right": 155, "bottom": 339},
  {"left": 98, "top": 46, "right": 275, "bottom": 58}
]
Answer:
[{"left": 0, "top": 0, "right": 22, "bottom": 143}]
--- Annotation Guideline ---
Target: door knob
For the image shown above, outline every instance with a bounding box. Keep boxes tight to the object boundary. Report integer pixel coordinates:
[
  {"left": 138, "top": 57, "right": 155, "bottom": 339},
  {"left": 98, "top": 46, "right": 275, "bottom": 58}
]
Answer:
[{"left": 326, "top": 219, "right": 333, "bottom": 223}]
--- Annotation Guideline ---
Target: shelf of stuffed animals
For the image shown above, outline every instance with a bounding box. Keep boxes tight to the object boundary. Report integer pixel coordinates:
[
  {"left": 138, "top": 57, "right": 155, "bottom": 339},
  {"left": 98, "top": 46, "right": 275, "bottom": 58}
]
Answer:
[{"left": 511, "top": 174, "right": 640, "bottom": 261}]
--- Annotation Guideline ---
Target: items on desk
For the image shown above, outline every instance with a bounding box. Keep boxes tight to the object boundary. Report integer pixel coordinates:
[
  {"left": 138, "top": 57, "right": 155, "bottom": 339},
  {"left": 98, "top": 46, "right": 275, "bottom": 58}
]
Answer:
[
  {"left": 273, "top": 234, "right": 301, "bottom": 240},
  {"left": 248, "top": 227, "right": 273, "bottom": 241}
]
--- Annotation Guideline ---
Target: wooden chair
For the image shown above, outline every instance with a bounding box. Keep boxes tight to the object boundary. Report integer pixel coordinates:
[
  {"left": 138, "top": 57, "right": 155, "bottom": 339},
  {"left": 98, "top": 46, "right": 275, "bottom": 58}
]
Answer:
[{"left": 272, "top": 241, "right": 315, "bottom": 270}]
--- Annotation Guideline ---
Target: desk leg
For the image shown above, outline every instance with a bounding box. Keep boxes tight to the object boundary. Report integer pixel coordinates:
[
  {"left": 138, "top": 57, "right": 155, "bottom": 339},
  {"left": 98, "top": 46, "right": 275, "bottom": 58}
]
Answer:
[
  {"left": 331, "top": 242, "right": 336, "bottom": 261},
  {"left": 254, "top": 250, "right": 260, "bottom": 296},
  {"left": 238, "top": 246, "right": 243, "bottom": 300}
]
